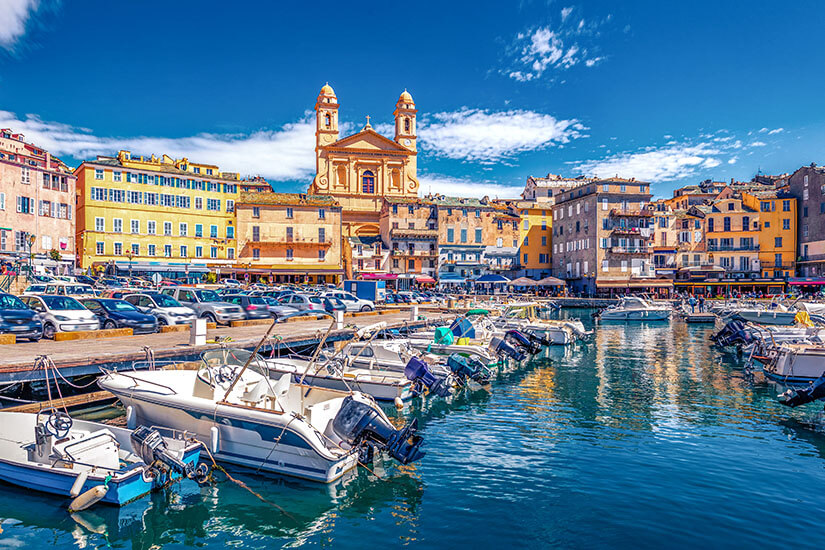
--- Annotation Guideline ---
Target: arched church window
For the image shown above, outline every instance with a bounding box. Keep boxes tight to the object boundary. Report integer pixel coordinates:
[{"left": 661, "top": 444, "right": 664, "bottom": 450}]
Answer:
[
  {"left": 362, "top": 171, "right": 375, "bottom": 194},
  {"left": 404, "top": 118, "right": 410, "bottom": 133},
  {"left": 325, "top": 114, "right": 331, "bottom": 128}
]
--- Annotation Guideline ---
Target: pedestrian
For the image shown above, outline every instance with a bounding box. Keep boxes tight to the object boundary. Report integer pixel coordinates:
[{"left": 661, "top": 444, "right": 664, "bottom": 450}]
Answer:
[
  {"left": 698, "top": 295, "right": 705, "bottom": 312},
  {"left": 688, "top": 294, "right": 697, "bottom": 313}
]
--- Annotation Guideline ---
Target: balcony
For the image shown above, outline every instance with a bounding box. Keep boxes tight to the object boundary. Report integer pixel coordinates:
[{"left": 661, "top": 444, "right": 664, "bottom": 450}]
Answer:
[
  {"left": 706, "top": 245, "right": 759, "bottom": 252},
  {"left": 610, "top": 209, "right": 653, "bottom": 217},
  {"left": 610, "top": 227, "right": 653, "bottom": 237},
  {"left": 392, "top": 249, "right": 438, "bottom": 258},
  {"left": 389, "top": 228, "right": 438, "bottom": 240},
  {"left": 610, "top": 246, "right": 649, "bottom": 254},
  {"left": 760, "top": 262, "right": 795, "bottom": 269},
  {"left": 258, "top": 236, "right": 333, "bottom": 247}
]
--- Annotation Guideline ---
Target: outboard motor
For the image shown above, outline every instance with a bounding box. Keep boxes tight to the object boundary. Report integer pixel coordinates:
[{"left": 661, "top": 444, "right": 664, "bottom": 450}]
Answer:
[
  {"left": 332, "top": 394, "right": 425, "bottom": 465},
  {"left": 404, "top": 357, "right": 451, "bottom": 397},
  {"left": 505, "top": 329, "right": 541, "bottom": 355},
  {"left": 711, "top": 320, "right": 752, "bottom": 349},
  {"left": 447, "top": 354, "right": 492, "bottom": 386},
  {"left": 778, "top": 374, "right": 825, "bottom": 408},
  {"left": 489, "top": 336, "right": 526, "bottom": 362},
  {"left": 526, "top": 330, "right": 552, "bottom": 348},
  {"left": 130, "top": 426, "right": 209, "bottom": 484}
]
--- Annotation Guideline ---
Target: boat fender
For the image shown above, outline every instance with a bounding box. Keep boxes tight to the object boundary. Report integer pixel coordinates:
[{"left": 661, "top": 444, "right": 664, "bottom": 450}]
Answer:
[
  {"left": 394, "top": 396, "right": 404, "bottom": 409},
  {"left": 69, "top": 471, "right": 89, "bottom": 497},
  {"left": 126, "top": 405, "right": 136, "bottom": 430},
  {"left": 69, "top": 478, "right": 109, "bottom": 513},
  {"left": 210, "top": 426, "right": 220, "bottom": 454}
]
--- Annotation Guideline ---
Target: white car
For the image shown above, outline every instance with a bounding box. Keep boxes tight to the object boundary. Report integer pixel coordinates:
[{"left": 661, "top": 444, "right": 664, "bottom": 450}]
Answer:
[
  {"left": 321, "top": 291, "right": 375, "bottom": 312},
  {"left": 123, "top": 292, "right": 197, "bottom": 326},
  {"left": 20, "top": 295, "right": 100, "bottom": 339}
]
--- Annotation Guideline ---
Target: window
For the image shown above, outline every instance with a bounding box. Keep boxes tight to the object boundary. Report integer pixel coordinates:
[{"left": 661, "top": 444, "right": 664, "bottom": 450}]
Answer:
[
  {"left": 475, "top": 209, "right": 481, "bottom": 218},
  {"left": 148, "top": 244, "right": 156, "bottom": 256},
  {"left": 164, "top": 222, "right": 172, "bottom": 236},
  {"left": 252, "top": 226, "right": 260, "bottom": 242},
  {"left": 621, "top": 260, "right": 628, "bottom": 272},
  {"left": 210, "top": 225, "right": 218, "bottom": 238},
  {"left": 131, "top": 243, "right": 139, "bottom": 256},
  {"left": 180, "top": 245, "right": 187, "bottom": 257},
  {"left": 226, "top": 226, "right": 234, "bottom": 239},
  {"left": 195, "top": 246, "right": 203, "bottom": 257},
  {"left": 362, "top": 170, "right": 375, "bottom": 193},
  {"left": 319, "top": 208, "right": 325, "bottom": 219},
  {"left": 164, "top": 245, "right": 172, "bottom": 257},
  {"left": 131, "top": 220, "right": 139, "bottom": 234},
  {"left": 286, "top": 248, "right": 293, "bottom": 260},
  {"left": 523, "top": 254, "right": 528, "bottom": 263},
  {"left": 252, "top": 248, "right": 260, "bottom": 259},
  {"left": 113, "top": 218, "right": 123, "bottom": 233},
  {"left": 475, "top": 228, "right": 482, "bottom": 243},
  {"left": 227, "top": 248, "right": 234, "bottom": 260},
  {"left": 542, "top": 235, "right": 547, "bottom": 246},
  {"left": 113, "top": 171, "right": 122, "bottom": 182},
  {"left": 319, "top": 227, "right": 325, "bottom": 242},
  {"left": 195, "top": 197, "right": 203, "bottom": 210},
  {"left": 94, "top": 169, "right": 103, "bottom": 180},
  {"left": 286, "top": 227, "right": 293, "bottom": 241},
  {"left": 783, "top": 200, "right": 791, "bottom": 211},
  {"left": 252, "top": 206, "right": 260, "bottom": 218},
  {"left": 319, "top": 249, "right": 326, "bottom": 261},
  {"left": 226, "top": 199, "right": 234, "bottom": 213},
  {"left": 95, "top": 217, "right": 105, "bottom": 232},
  {"left": 447, "top": 228, "right": 454, "bottom": 243},
  {"left": 783, "top": 219, "right": 790, "bottom": 230},
  {"left": 804, "top": 207, "right": 808, "bottom": 217},
  {"left": 286, "top": 207, "right": 293, "bottom": 219},
  {"left": 96, "top": 242, "right": 104, "bottom": 255},
  {"left": 804, "top": 189, "right": 809, "bottom": 200},
  {"left": 775, "top": 237, "right": 783, "bottom": 247},
  {"left": 113, "top": 242, "right": 122, "bottom": 255},
  {"left": 601, "top": 198, "right": 608, "bottom": 211},
  {"left": 460, "top": 228, "right": 467, "bottom": 243},
  {"left": 147, "top": 220, "right": 156, "bottom": 235},
  {"left": 179, "top": 223, "right": 187, "bottom": 237},
  {"left": 764, "top": 221, "right": 770, "bottom": 228}
]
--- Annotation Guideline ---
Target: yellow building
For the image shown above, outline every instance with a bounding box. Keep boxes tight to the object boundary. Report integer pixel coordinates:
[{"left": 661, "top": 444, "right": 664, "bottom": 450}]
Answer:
[
  {"left": 751, "top": 189, "right": 796, "bottom": 279},
  {"left": 515, "top": 201, "right": 553, "bottom": 279},
  {"left": 308, "top": 84, "right": 419, "bottom": 237},
  {"left": 75, "top": 151, "right": 239, "bottom": 277},
  {"left": 234, "top": 192, "right": 343, "bottom": 284}
]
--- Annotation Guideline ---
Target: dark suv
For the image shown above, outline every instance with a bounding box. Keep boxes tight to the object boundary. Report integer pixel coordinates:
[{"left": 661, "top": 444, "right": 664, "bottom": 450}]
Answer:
[{"left": 0, "top": 292, "right": 43, "bottom": 341}]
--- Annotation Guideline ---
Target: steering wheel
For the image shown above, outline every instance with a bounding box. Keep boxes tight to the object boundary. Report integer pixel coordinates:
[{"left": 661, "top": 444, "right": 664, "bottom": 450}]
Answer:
[
  {"left": 325, "top": 359, "right": 344, "bottom": 377},
  {"left": 45, "top": 411, "right": 73, "bottom": 438},
  {"left": 215, "top": 364, "right": 237, "bottom": 385}
]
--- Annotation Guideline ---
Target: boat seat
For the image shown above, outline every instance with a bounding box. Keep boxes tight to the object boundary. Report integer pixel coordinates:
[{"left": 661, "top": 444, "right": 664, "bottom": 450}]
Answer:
[
  {"left": 241, "top": 379, "right": 268, "bottom": 406},
  {"left": 263, "top": 373, "right": 291, "bottom": 411},
  {"left": 53, "top": 429, "right": 120, "bottom": 471}
]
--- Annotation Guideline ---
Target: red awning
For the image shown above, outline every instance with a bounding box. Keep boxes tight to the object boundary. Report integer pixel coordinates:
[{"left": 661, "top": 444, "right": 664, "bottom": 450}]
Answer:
[
  {"left": 789, "top": 278, "right": 825, "bottom": 286},
  {"left": 416, "top": 275, "right": 436, "bottom": 283}
]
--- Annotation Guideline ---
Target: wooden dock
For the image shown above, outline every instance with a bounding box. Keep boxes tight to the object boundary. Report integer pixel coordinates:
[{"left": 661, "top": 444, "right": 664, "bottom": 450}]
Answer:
[
  {"left": 683, "top": 312, "right": 716, "bottom": 323},
  {"left": 4, "top": 390, "right": 116, "bottom": 413}
]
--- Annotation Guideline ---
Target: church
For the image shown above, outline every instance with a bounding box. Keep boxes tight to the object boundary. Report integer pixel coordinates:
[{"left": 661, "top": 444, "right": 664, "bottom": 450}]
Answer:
[{"left": 308, "top": 84, "right": 419, "bottom": 237}]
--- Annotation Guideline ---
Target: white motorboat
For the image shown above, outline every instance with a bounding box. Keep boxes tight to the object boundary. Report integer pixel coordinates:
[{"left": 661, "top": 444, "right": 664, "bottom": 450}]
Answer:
[
  {"left": 597, "top": 297, "right": 671, "bottom": 321},
  {"left": 492, "top": 303, "right": 589, "bottom": 345},
  {"left": 98, "top": 349, "right": 425, "bottom": 483},
  {"left": 758, "top": 343, "right": 825, "bottom": 384},
  {"left": 0, "top": 410, "right": 205, "bottom": 509},
  {"left": 725, "top": 302, "right": 798, "bottom": 326}
]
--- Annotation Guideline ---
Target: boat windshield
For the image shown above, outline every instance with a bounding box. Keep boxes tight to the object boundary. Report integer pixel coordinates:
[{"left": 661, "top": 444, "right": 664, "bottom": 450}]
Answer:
[{"left": 201, "top": 348, "right": 268, "bottom": 377}]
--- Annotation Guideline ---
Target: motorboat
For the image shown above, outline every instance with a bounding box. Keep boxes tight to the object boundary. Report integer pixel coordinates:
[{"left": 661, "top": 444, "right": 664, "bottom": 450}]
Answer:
[
  {"left": 98, "top": 349, "right": 425, "bottom": 483},
  {"left": 491, "top": 303, "right": 589, "bottom": 345},
  {"left": 723, "top": 302, "right": 798, "bottom": 326},
  {"left": 755, "top": 343, "right": 825, "bottom": 384},
  {"left": 712, "top": 320, "right": 825, "bottom": 355},
  {"left": 0, "top": 410, "right": 206, "bottom": 510},
  {"left": 596, "top": 296, "right": 671, "bottom": 321}
]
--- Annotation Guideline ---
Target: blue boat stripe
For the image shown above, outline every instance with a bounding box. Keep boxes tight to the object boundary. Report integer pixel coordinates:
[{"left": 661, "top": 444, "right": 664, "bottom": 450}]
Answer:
[{"left": 217, "top": 450, "right": 329, "bottom": 474}]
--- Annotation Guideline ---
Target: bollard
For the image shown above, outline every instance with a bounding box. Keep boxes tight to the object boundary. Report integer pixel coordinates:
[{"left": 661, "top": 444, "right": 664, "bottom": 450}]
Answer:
[
  {"left": 190, "top": 318, "right": 207, "bottom": 346},
  {"left": 335, "top": 309, "right": 344, "bottom": 330},
  {"left": 410, "top": 304, "right": 419, "bottom": 321}
]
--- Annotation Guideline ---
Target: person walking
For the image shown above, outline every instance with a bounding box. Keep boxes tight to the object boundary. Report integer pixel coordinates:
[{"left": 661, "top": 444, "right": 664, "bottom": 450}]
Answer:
[
  {"left": 688, "top": 294, "right": 697, "bottom": 314},
  {"left": 698, "top": 294, "right": 705, "bottom": 313}
]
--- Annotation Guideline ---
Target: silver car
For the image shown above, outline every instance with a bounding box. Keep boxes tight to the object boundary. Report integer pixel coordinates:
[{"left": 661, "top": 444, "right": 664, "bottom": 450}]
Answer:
[
  {"left": 321, "top": 291, "right": 375, "bottom": 312},
  {"left": 20, "top": 295, "right": 100, "bottom": 339},
  {"left": 160, "top": 287, "right": 244, "bottom": 325},
  {"left": 123, "top": 292, "right": 196, "bottom": 326}
]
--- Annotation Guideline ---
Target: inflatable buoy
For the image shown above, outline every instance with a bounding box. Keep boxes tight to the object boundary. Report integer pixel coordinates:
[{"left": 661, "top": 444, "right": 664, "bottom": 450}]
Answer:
[
  {"left": 394, "top": 397, "right": 404, "bottom": 409},
  {"left": 69, "top": 485, "right": 107, "bottom": 512},
  {"left": 69, "top": 471, "right": 89, "bottom": 497}
]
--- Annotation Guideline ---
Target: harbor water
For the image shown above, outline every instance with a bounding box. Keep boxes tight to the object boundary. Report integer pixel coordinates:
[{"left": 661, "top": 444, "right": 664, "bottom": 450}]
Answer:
[{"left": 3, "top": 310, "right": 825, "bottom": 549}]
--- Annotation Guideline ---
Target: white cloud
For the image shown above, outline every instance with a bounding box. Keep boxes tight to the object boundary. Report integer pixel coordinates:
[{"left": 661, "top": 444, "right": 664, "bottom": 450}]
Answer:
[
  {"left": 728, "top": 157, "right": 738, "bottom": 164},
  {"left": 768, "top": 128, "right": 784, "bottom": 135},
  {"left": 418, "top": 173, "right": 522, "bottom": 199},
  {"left": 572, "top": 141, "right": 728, "bottom": 182},
  {"left": 419, "top": 108, "right": 586, "bottom": 163},
  {"left": 758, "top": 127, "right": 768, "bottom": 133},
  {"left": 0, "top": 110, "right": 317, "bottom": 182},
  {"left": 0, "top": 0, "right": 38, "bottom": 50},
  {"left": 504, "top": 12, "right": 608, "bottom": 82},
  {"left": 749, "top": 141, "right": 766, "bottom": 147}
]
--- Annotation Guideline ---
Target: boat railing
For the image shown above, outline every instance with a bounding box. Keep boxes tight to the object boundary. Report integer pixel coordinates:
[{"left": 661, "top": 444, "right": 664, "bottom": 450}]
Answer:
[
  {"left": 60, "top": 430, "right": 118, "bottom": 463},
  {"left": 100, "top": 367, "right": 178, "bottom": 395},
  {"left": 349, "top": 372, "right": 408, "bottom": 385}
]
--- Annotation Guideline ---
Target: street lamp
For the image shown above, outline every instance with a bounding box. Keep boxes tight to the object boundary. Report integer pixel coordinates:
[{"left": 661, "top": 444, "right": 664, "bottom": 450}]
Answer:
[
  {"left": 125, "top": 251, "right": 134, "bottom": 278},
  {"left": 26, "top": 233, "right": 36, "bottom": 278}
]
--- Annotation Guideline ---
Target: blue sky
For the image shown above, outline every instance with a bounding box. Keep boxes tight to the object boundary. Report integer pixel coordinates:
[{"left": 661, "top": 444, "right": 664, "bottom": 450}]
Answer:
[{"left": 1, "top": 0, "right": 824, "bottom": 199}]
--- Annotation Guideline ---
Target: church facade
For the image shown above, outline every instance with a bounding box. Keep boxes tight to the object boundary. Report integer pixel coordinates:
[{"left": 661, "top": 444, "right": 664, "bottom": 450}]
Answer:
[{"left": 308, "top": 84, "right": 419, "bottom": 237}]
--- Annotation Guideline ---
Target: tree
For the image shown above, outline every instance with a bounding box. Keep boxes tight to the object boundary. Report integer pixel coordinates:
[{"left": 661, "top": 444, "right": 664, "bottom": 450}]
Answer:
[
  {"left": 204, "top": 272, "right": 217, "bottom": 284},
  {"left": 49, "top": 249, "right": 61, "bottom": 262}
]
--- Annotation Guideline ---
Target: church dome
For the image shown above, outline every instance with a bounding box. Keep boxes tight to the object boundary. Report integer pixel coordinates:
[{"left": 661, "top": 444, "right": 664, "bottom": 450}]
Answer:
[
  {"left": 319, "top": 83, "right": 336, "bottom": 97},
  {"left": 399, "top": 90, "right": 414, "bottom": 103}
]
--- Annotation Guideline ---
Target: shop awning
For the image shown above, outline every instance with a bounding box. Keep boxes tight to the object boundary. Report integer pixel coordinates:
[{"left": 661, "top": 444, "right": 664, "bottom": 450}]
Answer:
[
  {"left": 597, "top": 279, "right": 674, "bottom": 288},
  {"left": 362, "top": 273, "right": 397, "bottom": 280},
  {"left": 113, "top": 262, "right": 210, "bottom": 274},
  {"left": 537, "top": 276, "right": 566, "bottom": 286},
  {"left": 788, "top": 277, "right": 825, "bottom": 286},
  {"left": 439, "top": 277, "right": 466, "bottom": 284},
  {"left": 416, "top": 275, "right": 436, "bottom": 283},
  {"left": 510, "top": 277, "right": 538, "bottom": 286},
  {"left": 476, "top": 274, "right": 510, "bottom": 283}
]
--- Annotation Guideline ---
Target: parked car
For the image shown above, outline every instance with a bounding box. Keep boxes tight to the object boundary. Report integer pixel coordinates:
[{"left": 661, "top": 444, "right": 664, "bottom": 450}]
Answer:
[
  {"left": 223, "top": 279, "right": 242, "bottom": 288},
  {"left": 123, "top": 293, "right": 196, "bottom": 326},
  {"left": 22, "top": 284, "right": 47, "bottom": 295},
  {"left": 0, "top": 292, "right": 42, "bottom": 341},
  {"left": 20, "top": 295, "right": 99, "bottom": 339},
  {"left": 79, "top": 298, "right": 158, "bottom": 334},
  {"left": 159, "top": 287, "right": 244, "bottom": 325},
  {"left": 222, "top": 294, "right": 271, "bottom": 320},
  {"left": 276, "top": 293, "right": 326, "bottom": 313},
  {"left": 320, "top": 296, "right": 347, "bottom": 314},
  {"left": 321, "top": 290, "right": 374, "bottom": 312},
  {"left": 259, "top": 296, "right": 299, "bottom": 320},
  {"left": 74, "top": 275, "right": 97, "bottom": 286}
]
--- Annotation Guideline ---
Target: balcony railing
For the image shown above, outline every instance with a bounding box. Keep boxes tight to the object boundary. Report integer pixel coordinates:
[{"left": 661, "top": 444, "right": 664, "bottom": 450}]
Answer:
[
  {"left": 610, "top": 227, "right": 653, "bottom": 237},
  {"left": 610, "top": 209, "right": 653, "bottom": 217},
  {"left": 707, "top": 245, "right": 759, "bottom": 252},
  {"left": 389, "top": 228, "right": 438, "bottom": 239},
  {"left": 610, "top": 246, "right": 649, "bottom": 254},
  {"left": 258, "top": 236, "right": 333, "bottom": 246},
  {"left": 760, "top": 262, "right": 795, "bottom": 269}
]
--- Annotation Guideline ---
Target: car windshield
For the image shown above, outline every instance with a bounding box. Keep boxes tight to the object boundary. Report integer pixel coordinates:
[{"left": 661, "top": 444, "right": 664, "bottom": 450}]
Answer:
[
  {"left": 0, "top": 294, "right": 27, "bottom": 310},
  {"left": 248, "top": 297, "right": 266, "bottom": 305},
  {"left": 67, "top": 285, "right": 92, "bottom": 295},
  {"left": 195, "top": 290, "right": 221, "bottom": 302},
  {"left": 309, "top": 297, "right": 323, "bottom": 304},
  {"left": 106, "top": 300, "right": 138, "bottom": 312},
  {"left": 26, "top": 285, "right": 46, "bottom": 293},
  {"left": 153, "top": 294, "right": 182, "bottom": 308},
  {"left": 42, "top": 296, "right": 84, "bottom": 311}
]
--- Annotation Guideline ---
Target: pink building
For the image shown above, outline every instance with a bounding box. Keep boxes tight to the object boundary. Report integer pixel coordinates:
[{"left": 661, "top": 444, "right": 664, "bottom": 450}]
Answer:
[{"left": 0, "top": 129, "right": 77, "bottom": 274}]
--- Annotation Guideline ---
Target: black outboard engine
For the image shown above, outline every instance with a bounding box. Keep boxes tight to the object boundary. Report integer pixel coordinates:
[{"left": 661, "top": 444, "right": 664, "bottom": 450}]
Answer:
[
  {"left": 332, "top": 395, "right": 425, "bottom": 465},
  {"left": 778, "top": 374, "right": 825, "bottom": 408},
  {"left": 130, "top": 426, "right": 209, "bottom": 484},
  {"left": 447, "top": 354, "right": 492, "bottom": 386},
  {"left": 505, "top": 329, "right": 542, "bottom": 355},
  {"left": 526, "top": 330, "right": 552, "bottom": 348},
  {"left": 404, "top": 357, "right": 452, "bottom": 397},
  {"left": 489, "top": 335, "right": 526, "bottom": 362},
  {"left": 711, "top": 320, "right": 752, "bottom": 349}
]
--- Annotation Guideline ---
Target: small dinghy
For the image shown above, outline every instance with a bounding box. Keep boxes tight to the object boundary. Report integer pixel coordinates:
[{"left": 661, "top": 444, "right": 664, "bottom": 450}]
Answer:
[{"left": 0, "top": 410, "right": 207, "bottom": 511}]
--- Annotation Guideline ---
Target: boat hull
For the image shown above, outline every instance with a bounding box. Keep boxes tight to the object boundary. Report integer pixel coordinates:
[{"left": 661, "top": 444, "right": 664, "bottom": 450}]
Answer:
[
  {"left": 266, "top": 363, "right": 415, "bottom": 402},
  {"left": 735, "top": 311, "right": 798, "bottom": 325},
  {"left": 600, "top": 310, "right": 670, "bottom": 321}
]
